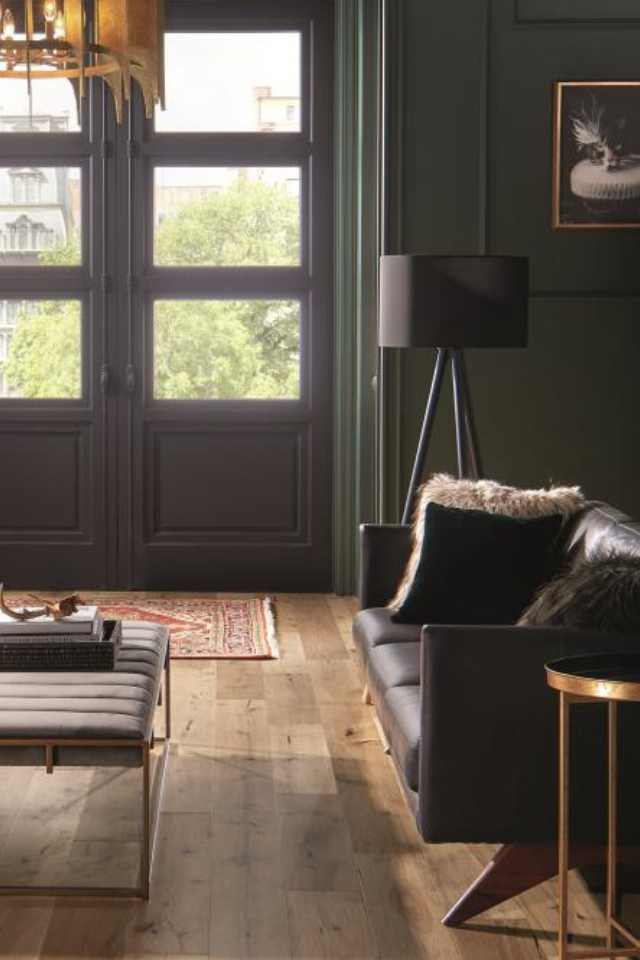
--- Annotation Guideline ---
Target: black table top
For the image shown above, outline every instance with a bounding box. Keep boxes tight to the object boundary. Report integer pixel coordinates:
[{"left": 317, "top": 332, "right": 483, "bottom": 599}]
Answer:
[{"left": 546, "top": 652, "right": 640, "bottom": 701}]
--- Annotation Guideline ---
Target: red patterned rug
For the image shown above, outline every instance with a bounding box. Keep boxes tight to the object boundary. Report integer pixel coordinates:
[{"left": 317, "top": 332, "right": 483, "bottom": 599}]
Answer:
[{"left": 7, "top": 596, "right": 278, "bottom": 661}]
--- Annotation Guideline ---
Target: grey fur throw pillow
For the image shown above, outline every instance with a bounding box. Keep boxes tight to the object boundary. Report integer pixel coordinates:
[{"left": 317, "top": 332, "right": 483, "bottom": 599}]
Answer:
[
  {"left": 519, "top": 554, "right": 640, "bottom": 633},
  {"left": 389, "top": 474, "right": 585, "bottom": 611}
]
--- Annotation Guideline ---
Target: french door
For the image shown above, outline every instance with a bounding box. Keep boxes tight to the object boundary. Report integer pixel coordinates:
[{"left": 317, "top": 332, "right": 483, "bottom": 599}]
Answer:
[{"left": 0, "top": 0, "right": 334, "bottom": 591}]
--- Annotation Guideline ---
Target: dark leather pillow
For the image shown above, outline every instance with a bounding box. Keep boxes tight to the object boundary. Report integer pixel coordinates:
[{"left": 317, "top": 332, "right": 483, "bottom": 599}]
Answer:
[
  {"left": 392, "top": 501, "right": 564, "bottom": 625},
  {"left": 520, "top": 554, "right": 640, "bottom": 633}
]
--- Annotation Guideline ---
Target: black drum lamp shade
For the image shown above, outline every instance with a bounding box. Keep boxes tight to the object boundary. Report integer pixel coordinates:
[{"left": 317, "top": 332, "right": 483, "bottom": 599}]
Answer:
[{"left": 379, "top": 255, "right": 529, "bottom": 349}]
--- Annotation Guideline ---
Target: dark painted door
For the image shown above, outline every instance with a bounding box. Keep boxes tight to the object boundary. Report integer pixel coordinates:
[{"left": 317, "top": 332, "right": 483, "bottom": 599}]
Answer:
[
  {"left": 118, "top": 0, "right": 334, "bottom": 589},
  {"left": 0, "top": 81, "right": 114, "bottom": 589},
  {"left": 0, "top": 0, "right": 334, "bottom": 592}
]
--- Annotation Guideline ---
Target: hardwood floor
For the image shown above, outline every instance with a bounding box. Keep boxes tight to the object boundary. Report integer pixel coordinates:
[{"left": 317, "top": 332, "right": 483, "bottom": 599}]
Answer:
[{"left": 0, "top": 593, "right": 630, "bottom": 958}]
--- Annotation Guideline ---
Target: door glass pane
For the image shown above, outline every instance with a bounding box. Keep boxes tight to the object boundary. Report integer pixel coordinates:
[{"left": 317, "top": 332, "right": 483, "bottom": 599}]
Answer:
[
  {"left": 154, "top": 299, "right": 300, "bottom": 400},
  {"left": 0, "top": 166, "right": 81, "bottom": 265},
  {"left": 156, "top": 33, "right": 301, "bottom": 133},
  {"left": 0, "top": 74, "right": 80, "bottom": 132},
  {"left": 154, "top": 167, "right": 301, "bottom": 266},
  {"left": 0, "top": 299, "right": 81, "bottom": 398}
]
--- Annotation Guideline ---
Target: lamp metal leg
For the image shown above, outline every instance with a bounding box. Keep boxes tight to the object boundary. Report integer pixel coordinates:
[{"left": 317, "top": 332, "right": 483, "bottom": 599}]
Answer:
[
  {"left": 402, "top": 348, "right": 449, "bottom": 524},
  {"left": 451, "top": 350, "right": 468, "bottom": 479},
  {"left": 457, "top": 351, "right": 483, "bottom": 480}
]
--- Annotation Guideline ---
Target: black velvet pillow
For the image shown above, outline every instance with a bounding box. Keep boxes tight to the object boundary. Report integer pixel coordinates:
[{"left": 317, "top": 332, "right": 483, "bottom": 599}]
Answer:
[
  {"left": 392, "top": 502, "right": 564, "bottom": 625},
  {"left": 519, "top": 554, "right": 640, "bottom": 633}
]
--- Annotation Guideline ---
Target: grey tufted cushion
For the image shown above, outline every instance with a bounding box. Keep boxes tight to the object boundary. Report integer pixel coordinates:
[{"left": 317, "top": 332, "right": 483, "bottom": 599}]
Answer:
[{"left": 0, "top": 622, "right": 169, "bottom": 768}]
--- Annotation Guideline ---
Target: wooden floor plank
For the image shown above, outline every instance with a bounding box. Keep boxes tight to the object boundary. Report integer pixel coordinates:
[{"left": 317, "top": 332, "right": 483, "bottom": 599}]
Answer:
[
  {"left": 209, "top": 804, "right": 291, "bottom": 959},
  {"left": 170, "top": 661, "right": 217, "bottom": 747},
  {"left": 39, "top": 901, "right": 135, "bottom": 960},
  {"left": 123, "top": 813, "right": 213, "bottom": 956},
  {"left": 287, "top": 890, "right": 377, "bottom": 959},
  {"left": 294, "top": 597, "right": 351, "bottom": 662},
  {"left": 326, "top": 595, "right": 360, "bottom": 654},
  {"left": 216, "top": 659, "right": 265, "bottom": 700},
  {"left": 264, "top": 671, "right": 322, "bottom": 726},
  {"left": 271, "top": 723, "right": 338, "bottom": 798},
  {"left": 278, "top": 794, "right": 361, "bottom": 894},
  {"left": 210, "top": 698, "right": 276, "bottom": 813},
  {"left": 0, "top": 900, "right": 54, "bottom": 960}
]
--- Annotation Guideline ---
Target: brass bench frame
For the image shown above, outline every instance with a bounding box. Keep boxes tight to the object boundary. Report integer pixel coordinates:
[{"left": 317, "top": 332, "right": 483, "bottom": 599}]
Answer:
[{"left": 0, "top": 648, "right": 171, "bottom": 900}]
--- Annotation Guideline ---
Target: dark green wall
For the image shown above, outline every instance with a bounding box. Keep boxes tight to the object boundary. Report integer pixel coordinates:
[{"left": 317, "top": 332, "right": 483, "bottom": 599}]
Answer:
[{"left": 389, "top": 0, "right": 640, "bottom": 516}]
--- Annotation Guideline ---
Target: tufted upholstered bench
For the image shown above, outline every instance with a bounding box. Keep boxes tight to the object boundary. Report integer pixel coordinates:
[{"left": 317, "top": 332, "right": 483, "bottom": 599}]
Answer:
[{"left": 0, "top": 621, "right": 171, "bottom": 899}]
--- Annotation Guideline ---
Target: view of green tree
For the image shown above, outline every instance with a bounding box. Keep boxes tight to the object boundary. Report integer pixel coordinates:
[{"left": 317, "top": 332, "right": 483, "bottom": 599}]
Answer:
[
  {"left": 1, "top": 178, "right": 300, "bottom": 399},
  {"left": 154, "top": 174, "right": 300, "bottom": 268},
  {"left": 2, "top": 299, "right": 81, "bottom": 399},
  {"left": 154, "top": 298, "right": 299, "bottom": 400},
  {"left": 38, "top": 234, "right": 82, "bottom": 266}
]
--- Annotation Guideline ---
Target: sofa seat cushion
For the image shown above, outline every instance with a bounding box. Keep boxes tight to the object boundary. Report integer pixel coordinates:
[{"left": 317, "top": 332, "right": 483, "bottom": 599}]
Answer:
[
  {"left": 353, "top": 608, "right": 422, "bottom": 657},
  {"left": 367, "top": 641, "right": 420, "bottom": 704},
  {"left": 379, "top": 685, "right": 421, "bottom": 792}
]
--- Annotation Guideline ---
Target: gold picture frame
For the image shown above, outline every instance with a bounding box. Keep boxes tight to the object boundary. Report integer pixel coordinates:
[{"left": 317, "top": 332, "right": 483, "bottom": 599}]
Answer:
[{"left": 553, "top": 81, "right": 640, "bottom": 230}]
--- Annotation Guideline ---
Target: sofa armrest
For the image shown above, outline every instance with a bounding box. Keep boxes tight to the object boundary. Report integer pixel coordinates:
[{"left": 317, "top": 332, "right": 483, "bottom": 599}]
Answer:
[
  {"left": 358, "top": 523, "right": 412, "bottom": 610},
  {"left": 418, "top": 624, "right": 640, "bottom": 844}
]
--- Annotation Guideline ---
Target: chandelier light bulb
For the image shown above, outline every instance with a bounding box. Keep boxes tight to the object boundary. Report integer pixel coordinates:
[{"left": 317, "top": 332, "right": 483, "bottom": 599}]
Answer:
[
  {"left": 43, "top": 0, "right": 57, "bottom": 23},
  {"left": 53, "top": 9, "right": 65, "bottom": 39},
  {"left": 2, "top": 7, "right": 15, "bottom": 39}
]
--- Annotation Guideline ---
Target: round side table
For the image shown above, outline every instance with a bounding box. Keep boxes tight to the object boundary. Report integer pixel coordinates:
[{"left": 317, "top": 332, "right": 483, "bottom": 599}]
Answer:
[{"left": 546, "top": 653, "right": 640, "bottom": 960}]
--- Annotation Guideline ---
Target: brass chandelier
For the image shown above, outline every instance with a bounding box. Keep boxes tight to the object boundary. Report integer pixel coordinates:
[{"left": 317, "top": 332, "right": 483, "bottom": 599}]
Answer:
[{"left": 0, "top": 0, "right": 165, "bottom": 122}]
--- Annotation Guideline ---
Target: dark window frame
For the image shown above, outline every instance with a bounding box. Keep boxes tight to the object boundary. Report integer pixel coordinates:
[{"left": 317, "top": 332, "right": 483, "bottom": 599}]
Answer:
[{"left": 137, "top": 2, "right": 323, "bottom": 411}]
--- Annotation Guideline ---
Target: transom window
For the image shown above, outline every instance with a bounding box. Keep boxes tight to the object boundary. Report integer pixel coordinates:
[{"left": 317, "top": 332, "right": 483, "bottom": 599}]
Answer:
[{"left": 156, "top": 32, "right": 302, "bottom": 133}]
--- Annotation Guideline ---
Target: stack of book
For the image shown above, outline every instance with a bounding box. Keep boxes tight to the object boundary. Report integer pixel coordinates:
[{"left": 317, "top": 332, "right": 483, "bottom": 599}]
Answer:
[{"left": 0, "top": 606, "right": 121, "bottom": 671}]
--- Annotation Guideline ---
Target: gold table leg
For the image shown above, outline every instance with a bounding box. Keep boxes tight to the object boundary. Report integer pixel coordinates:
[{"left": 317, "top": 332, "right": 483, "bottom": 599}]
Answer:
[
  {"left": 559, "top": 690, "right": 570, "bottom": 960},
  {"left": 607, "top": 701, "right": 618, "bottom": 957},
  {"left": 555, "top": 695, "right": 637, "bottom": 959}
]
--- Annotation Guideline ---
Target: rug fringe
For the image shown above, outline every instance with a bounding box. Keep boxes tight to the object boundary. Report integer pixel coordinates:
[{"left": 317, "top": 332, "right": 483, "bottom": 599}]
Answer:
[{"left": 262, "top": 596, "right": 279, "bottom": 659}]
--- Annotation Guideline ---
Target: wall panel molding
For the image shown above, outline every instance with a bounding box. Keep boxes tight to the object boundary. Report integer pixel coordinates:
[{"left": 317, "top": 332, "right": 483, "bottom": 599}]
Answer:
[
  {"left": 532, "top": 291, "right": 640, "bottom": 300},
  {"left": 378, "top": 0, "right": 404, "bottom": 525},
  {"left": 479, "top": 0, "right": 492, "bottom": 253},
  {"left": 516, "top": 0, "right": 640, "bottom": 25},
  {"left": 334, "top": 0, "right": 383, "bottom": 591}
]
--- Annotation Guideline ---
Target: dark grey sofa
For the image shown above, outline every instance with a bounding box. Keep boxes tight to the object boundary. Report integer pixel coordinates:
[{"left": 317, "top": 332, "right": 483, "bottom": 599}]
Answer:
[{"left": 353, "top": 501, "right": 640, "bottom": 924}]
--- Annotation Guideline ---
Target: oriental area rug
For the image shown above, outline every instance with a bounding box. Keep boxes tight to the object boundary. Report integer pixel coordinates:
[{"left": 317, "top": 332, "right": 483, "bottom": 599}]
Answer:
[{"left": 8, "top": 595, "right": 278, "bottom": 661}]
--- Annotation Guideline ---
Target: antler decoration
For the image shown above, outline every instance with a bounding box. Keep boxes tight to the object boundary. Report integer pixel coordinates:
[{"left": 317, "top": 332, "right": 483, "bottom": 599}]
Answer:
[{"left": 0, "top": 583, "right": 85, "bottom": 622}]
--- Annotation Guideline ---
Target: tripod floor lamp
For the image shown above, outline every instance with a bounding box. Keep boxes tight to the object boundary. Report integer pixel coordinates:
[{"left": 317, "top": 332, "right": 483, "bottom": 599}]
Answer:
[{"left": 379, "top": 255, "right": 529, "bottom": 523}]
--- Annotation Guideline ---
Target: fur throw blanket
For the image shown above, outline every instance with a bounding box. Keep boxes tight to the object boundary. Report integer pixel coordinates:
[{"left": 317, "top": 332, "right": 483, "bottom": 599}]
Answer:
[
  {"left": 389, "top": 474, "right": 585, "bottom": 611},
  {"left": 520, "top": 554, "right": 640, "bottom": 633}
]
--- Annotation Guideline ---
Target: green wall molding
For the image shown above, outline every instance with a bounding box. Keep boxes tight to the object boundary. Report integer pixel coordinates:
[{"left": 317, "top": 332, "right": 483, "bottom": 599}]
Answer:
[
  {"left": 333, "top": 0, "right": 382, "bottom": 593},
  {"left": 378, "top": 0, "right": 405, "bottom": 523}
]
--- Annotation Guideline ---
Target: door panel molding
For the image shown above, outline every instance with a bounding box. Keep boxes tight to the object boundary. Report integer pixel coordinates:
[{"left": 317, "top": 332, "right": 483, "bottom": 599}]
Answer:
[
  {"left": 145, "top": 423, "right": 306, "bottom": 541},
  {"left": 0, "top": 425, "right": 92, "bottom": 540}
]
